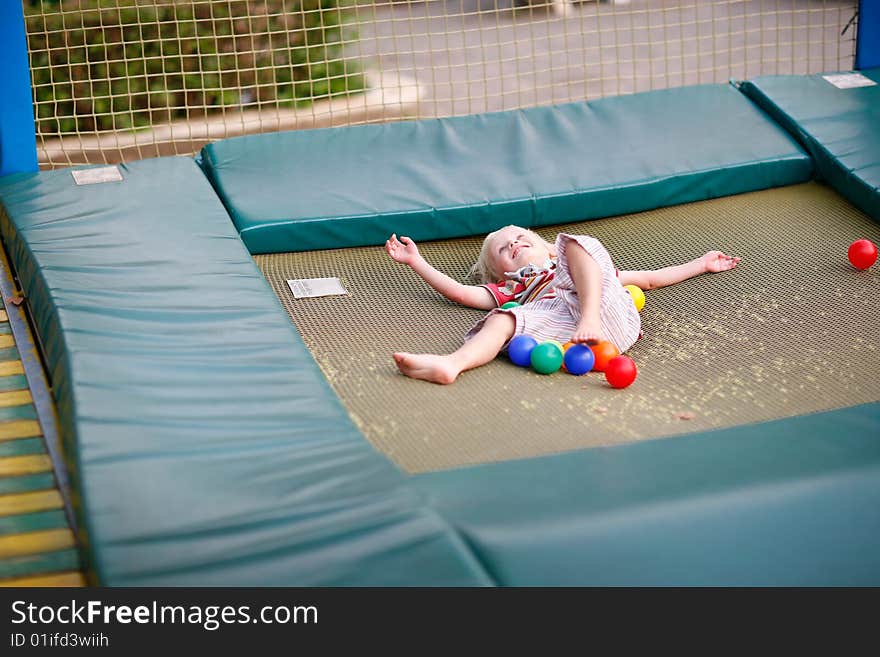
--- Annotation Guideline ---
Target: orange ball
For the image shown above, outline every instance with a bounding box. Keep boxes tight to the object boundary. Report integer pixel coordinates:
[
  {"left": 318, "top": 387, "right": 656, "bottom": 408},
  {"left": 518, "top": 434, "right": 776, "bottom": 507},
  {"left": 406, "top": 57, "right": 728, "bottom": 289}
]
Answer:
[{"left": 589, "top": 340, "right": 620, "bottom": 372}]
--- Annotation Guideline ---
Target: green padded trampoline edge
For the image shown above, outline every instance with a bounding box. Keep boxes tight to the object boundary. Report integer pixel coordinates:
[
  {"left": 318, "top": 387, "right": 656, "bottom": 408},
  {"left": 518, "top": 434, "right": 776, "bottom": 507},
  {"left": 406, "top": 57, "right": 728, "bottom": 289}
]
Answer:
[
  {"left": 198, "top": 82, "right": 813, "bottom": 255},
  {"left": 740, "top": 71, "right": 880, "bottom": 222},
  {"left": 414, "top": 402, "right": 880, "bottom": 585},
  {"left": 233, "top": 156, "right": 812, "bottom": 255},
  {"left": 0, "top": 160, "right": 494, "bottom": 586},
  {"left": 740, "top": 81, "right": 876, "bottom": 217}
]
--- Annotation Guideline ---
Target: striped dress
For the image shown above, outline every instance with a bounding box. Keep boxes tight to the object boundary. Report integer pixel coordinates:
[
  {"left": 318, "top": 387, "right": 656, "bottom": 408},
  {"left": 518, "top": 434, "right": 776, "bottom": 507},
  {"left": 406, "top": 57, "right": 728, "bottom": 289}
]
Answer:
[{"left": 465, "top": 233, "right": 641, "bottom": 353}]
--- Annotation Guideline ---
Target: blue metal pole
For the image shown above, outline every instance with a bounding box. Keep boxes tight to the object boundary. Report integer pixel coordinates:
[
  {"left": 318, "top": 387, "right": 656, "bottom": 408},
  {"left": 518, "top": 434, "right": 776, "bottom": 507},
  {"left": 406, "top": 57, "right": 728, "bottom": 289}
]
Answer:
[
  {"left": 0, "top": 2, "right": 39, "bottom": 176},
  {"left": 857, "top": 0, "right": 880, "bottom": 69}
]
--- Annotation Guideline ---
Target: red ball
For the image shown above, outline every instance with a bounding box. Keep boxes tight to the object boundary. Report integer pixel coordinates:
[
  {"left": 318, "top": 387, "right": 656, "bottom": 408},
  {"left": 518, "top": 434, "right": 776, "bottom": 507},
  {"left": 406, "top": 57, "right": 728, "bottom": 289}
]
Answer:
[
  {"left": 604, "top": 355, "right": 638, "bottom": 389},
  {"left": 848, "top": 239, "right": 878, "bottom": 270}
]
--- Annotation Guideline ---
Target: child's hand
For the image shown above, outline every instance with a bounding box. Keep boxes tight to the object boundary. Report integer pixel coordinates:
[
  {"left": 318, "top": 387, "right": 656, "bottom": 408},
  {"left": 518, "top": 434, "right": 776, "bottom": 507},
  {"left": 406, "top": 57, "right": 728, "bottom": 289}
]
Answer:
[
  {"left": 701, "top": 251, "right": 741, "bottom": 273},
  {"left": 571, "top": 317, "right": 605, "bottom": 345},
  {"left": 385, "top": 234, "right": 422, "bottom": 266}
]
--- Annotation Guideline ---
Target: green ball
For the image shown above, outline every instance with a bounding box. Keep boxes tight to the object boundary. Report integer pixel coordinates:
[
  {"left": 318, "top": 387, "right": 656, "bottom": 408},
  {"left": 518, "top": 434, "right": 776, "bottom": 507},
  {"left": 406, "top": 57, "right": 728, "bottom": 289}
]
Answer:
[
  {"left": 530, "top": 341, "right": 564, "bottom": 374},
  {"left": 501, "top": 301, "right": 521, "bottom": 309}
]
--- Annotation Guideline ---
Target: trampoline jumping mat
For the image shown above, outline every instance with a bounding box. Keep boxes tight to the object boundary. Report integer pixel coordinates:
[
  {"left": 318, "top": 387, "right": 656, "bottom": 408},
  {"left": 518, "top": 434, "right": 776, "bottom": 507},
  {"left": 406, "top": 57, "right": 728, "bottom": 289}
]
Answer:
[{"left": 257, "top": 183, "right": 880, "bottom": 473}]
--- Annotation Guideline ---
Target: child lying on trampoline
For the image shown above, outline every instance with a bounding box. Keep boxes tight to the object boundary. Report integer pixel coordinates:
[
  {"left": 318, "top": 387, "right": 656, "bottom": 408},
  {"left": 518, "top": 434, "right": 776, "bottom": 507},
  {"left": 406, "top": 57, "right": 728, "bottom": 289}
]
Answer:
[{"left": 385, "top": 226, "right": 740, "bottom": 384}]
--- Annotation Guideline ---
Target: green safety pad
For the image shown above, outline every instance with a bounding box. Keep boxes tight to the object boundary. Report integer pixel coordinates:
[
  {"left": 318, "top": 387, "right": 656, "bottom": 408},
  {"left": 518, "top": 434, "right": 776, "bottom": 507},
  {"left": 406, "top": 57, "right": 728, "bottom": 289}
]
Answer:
[
  {"left": 200, "top": 83, "right": 812, "bottom": 254},
  {"left": 0, "top": 157, "right": 491, "bottom": 586},
  {"left": 741, "top": 69, "right": 880, "bottom": 221},
  {"left": 416, "top": 403, "right": 880, "bottom": 585}
]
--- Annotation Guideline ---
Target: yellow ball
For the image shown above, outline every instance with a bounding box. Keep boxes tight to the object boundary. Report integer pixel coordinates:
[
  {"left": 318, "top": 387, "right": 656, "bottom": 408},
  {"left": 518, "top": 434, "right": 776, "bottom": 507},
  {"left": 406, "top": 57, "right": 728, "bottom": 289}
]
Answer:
[
  {"left": 624, "top": 284, "right": 645, "bottom": 312},
  {"left": 544, "top": 340, "right": 564, "bottom": 357}
]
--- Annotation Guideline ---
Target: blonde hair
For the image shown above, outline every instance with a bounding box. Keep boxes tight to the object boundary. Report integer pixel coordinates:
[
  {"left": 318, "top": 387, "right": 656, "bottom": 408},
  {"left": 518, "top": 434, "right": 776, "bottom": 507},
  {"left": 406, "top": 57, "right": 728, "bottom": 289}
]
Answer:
[{"left": 468, "top": 225, "right": 553, "bottom": 284}]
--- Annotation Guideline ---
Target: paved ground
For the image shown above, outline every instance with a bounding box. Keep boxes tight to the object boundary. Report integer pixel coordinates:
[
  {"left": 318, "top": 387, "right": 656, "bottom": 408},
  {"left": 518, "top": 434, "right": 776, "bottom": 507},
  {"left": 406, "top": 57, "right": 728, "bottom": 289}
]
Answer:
[{"left": 351, "top": 0, "right": 858, "bottom": 117}]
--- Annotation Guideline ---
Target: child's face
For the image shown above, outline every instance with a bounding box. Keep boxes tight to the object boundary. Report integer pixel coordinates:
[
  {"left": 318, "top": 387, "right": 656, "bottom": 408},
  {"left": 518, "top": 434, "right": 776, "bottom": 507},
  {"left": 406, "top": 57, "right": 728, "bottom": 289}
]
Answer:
[{"left": 487, "top": 226, "right": 552, "bottom": 276}]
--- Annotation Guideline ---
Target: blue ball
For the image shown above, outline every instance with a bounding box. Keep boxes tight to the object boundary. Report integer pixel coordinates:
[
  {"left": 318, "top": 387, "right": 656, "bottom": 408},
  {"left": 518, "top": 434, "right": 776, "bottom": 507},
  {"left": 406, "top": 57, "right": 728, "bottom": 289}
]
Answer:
[
  {"left": 507, "top": 335, "right": 538, "bottom": 367},
  {"left": 563, "top": 343, "right": 595, "bottom": 375}
]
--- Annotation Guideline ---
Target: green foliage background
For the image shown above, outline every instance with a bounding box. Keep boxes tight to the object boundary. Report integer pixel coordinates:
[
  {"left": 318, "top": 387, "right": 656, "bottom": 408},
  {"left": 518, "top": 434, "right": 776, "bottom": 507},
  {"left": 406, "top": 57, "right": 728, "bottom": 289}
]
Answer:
[{"left": 25, "top": 0, "right": 365, "bottom": 134}]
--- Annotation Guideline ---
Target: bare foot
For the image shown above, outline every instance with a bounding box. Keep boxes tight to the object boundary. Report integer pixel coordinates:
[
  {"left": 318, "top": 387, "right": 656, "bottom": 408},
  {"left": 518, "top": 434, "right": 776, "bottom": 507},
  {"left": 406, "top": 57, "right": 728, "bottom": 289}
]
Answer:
[
  {"left": 571, "top": 317, "right": 605, "bottom": 345},
  {"left": 393, "top": 352, "right": 460, "bottom": 384}
]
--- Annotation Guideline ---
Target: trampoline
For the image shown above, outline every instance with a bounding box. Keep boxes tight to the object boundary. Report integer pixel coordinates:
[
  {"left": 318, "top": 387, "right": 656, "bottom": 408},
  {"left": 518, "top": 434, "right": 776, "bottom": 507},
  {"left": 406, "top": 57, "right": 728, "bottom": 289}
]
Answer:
[{"left": 1, "top": 60, "right": 879, "bottom": 585}]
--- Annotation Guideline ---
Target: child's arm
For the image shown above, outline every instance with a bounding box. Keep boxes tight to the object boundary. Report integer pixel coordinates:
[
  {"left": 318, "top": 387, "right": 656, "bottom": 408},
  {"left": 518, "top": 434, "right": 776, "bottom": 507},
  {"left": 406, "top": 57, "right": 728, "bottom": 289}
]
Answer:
[
  {"left": 619, "top": 251, "right": 740, "bottom": 290},
  {"left": 565, "top": 241, "right": 606, "bottom": 344},
  {"left": 385, "top": 234, "right": 497, "bottom": 310}
]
